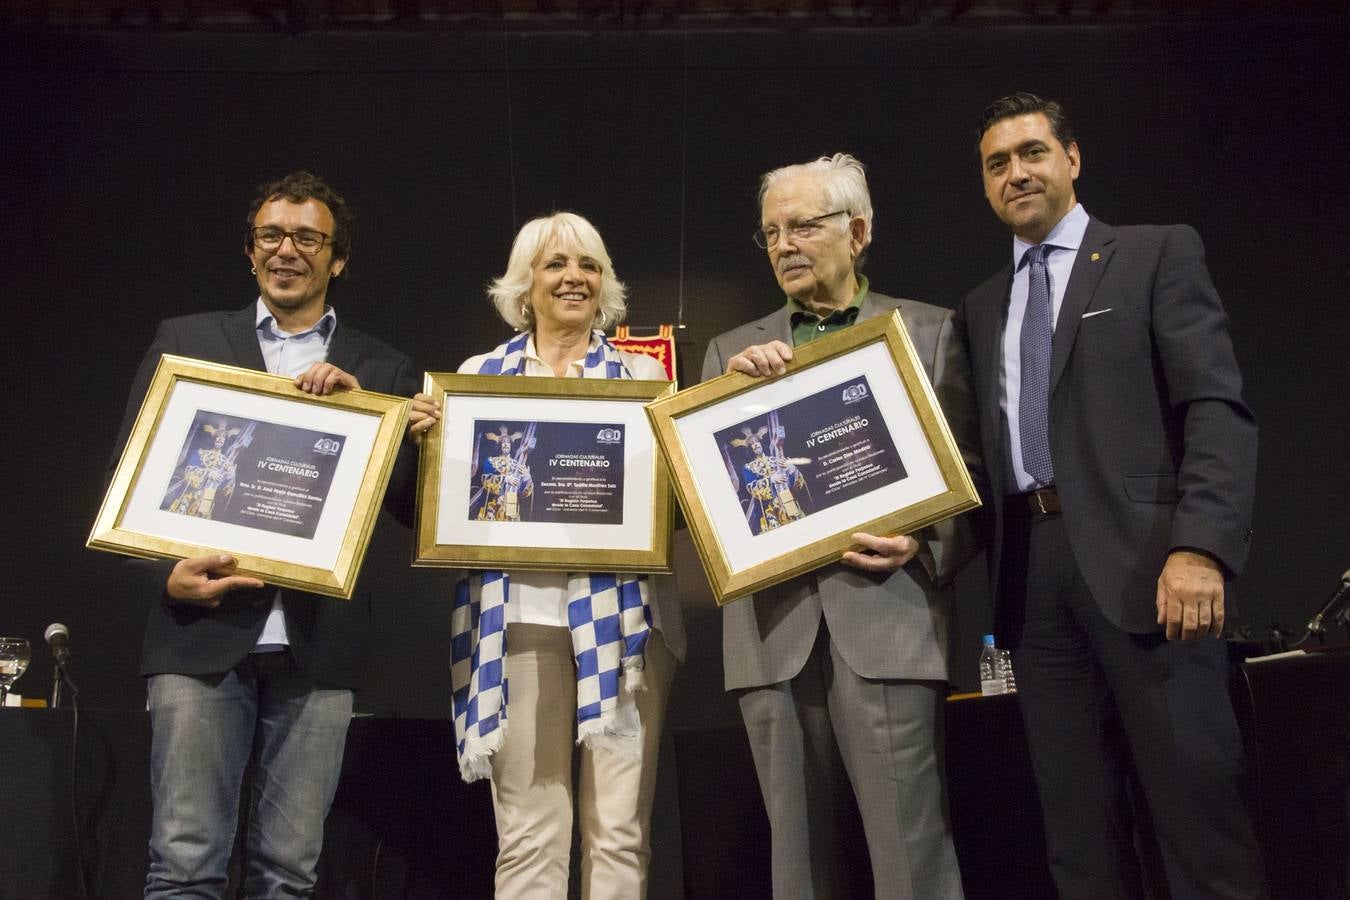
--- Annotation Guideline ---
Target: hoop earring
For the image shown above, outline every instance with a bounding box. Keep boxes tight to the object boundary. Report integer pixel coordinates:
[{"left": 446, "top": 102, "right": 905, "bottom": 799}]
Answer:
[
  {"left": 596, "top": 309, "right": 609, "bottom": 329},
  {"left": 250, "top": 266, "right": 257, "bottom": 275}
]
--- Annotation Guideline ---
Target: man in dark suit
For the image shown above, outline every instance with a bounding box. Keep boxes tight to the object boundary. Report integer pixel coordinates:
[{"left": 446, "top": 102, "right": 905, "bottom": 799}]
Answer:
[
  {"left": 108, "top": 172, "right": 418, "bottom": 898},
  {"left": 702, "top": 154, "right": 979, "bottom": 899},
  {"left": 958, "top": 93, "right": 1263, "bottom": 899}
]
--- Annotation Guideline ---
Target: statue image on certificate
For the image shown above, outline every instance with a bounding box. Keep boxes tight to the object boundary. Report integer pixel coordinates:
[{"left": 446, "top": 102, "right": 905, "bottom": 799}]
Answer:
[
  {"left": 160, "top": 409, "right": 345, "bottom": 540},
  {"left": 466, "top": 419, "right": 625, "bottom": 525},
  {"left": 716, "top": 374, "right": 907, "bottom": 537}
]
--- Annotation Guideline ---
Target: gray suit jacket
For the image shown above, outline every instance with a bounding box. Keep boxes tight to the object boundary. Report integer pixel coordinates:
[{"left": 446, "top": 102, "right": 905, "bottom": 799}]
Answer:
[{"left": 701, "top": 290, "right": 983, "bottom": 689}]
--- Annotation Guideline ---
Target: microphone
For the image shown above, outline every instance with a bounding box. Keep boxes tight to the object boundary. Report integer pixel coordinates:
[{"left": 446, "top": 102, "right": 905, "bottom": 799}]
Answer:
[
  {"left": 1304, "top": 569, "right": 1350, "bottom": 637},
  {"left": 45, "top": 623, "right": 71, "bottom": 709},
  {"left": 45, "top": 622, "right": 70, "bottom": 668}
]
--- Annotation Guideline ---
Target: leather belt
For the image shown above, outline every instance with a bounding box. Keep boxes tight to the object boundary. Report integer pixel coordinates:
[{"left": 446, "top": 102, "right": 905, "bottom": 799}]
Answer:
[{"left": 1023, "top": 486, "right": 1061, "bottom": 516}]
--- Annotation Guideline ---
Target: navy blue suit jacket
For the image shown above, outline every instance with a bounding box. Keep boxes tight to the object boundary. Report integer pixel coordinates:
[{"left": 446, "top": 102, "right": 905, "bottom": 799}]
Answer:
[{"left": 957, "top": 218, "right": 1257, "bottom": 632}]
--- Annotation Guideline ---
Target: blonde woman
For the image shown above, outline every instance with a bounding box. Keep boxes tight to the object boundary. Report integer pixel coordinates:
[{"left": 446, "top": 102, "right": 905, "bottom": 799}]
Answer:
[{"left": 410, "top": 212, "right": 683, "bottom": 899}]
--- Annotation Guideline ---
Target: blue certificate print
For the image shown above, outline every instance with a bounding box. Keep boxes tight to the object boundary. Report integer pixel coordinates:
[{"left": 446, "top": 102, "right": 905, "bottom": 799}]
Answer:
[
  {"left": 161, "top": 410, "right": 345, "bottom": 539},
  {"left": 715, "top": 374, "right": 906, "bottom": 536},
  {"left": 468, "top": 419, "right": 625, "bottom": 525}
]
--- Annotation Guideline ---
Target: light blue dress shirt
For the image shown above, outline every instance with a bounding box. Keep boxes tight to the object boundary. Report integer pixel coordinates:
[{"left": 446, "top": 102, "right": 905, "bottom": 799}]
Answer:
[
  {"left": 252, "top": 298, "right": 337, "bottom": 649},
  {"left": 255, "top": 298, "right": 336, "bottom": 379},
  {"left": 999, "top": 203, "right": 1090, "bottom": 493}
]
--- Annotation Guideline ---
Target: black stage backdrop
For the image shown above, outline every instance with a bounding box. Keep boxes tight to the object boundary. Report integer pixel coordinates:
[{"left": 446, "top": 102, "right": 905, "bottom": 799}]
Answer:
[{"left": 1, "top": 17, "right": 1348, "bottom": 722}]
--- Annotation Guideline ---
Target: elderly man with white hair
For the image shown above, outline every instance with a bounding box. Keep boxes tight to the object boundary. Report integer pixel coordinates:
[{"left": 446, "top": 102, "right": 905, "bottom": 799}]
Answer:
[{"left": 702, "top": 154, "right": 982, "bottom": 899}]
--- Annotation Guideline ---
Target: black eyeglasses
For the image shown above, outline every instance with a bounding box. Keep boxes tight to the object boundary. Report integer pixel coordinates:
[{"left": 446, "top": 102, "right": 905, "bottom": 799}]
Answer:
[
  {"left": 753, "top": 210, "right": 849, "bottom": 250},
  {"left": 250, "top": 227, "right": 330, "bottom": 255}
]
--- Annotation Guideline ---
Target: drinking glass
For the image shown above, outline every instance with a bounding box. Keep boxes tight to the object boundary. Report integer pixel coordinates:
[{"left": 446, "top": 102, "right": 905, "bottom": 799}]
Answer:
[{"left": 0, "top": 637, "right": 32, "bottom": 707}]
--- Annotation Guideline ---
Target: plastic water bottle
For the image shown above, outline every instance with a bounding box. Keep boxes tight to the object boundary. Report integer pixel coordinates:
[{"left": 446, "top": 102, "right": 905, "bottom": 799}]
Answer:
[
  {"left": 998, "top": 648, "right": 1017, "bottom": 694},
  {"left": 979, "top": 634, "right": 1005, "bottom": 696}
]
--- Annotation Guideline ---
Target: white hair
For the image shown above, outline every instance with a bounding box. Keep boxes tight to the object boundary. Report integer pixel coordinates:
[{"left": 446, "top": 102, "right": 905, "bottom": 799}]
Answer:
[
  {"left": 758, "top": 152, "right": 875, "bottom": 249},
  {"left": 487, "top": 212, "right": 629, "bottom": 332}
]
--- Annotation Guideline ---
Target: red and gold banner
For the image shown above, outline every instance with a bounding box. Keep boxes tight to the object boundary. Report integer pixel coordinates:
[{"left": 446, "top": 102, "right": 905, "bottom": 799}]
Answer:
[{"left": 612, "top": 324, "right": 678, "bottom": 384}]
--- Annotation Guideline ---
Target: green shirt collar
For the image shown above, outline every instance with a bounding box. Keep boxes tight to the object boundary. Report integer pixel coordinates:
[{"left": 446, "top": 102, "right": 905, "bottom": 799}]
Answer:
[{"left": 787, "top": 275, "right": 868, "bottom": 346}]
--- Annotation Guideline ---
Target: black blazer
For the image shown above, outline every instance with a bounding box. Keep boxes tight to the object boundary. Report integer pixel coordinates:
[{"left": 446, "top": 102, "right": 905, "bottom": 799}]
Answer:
[
  {"left": 957, "top": 218, "right": 1257, "bottom": 633},
  {"left": 108, "top": 304, "right": 419, "bottom": 689}
]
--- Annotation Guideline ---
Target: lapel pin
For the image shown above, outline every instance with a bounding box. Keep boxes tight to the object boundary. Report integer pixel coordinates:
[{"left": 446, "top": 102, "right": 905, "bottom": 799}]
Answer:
[{"left": 1090, "top": 252, "right": 1101, "bottom": 262}]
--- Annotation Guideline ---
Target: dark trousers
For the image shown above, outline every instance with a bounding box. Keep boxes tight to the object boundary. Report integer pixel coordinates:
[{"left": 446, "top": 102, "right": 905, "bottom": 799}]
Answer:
[{"left": 999, "top": 503, "right": 1265, "bottom": 900}]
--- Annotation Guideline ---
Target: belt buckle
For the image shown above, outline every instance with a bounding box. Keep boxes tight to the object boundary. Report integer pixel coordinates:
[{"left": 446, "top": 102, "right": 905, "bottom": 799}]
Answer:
[{"left": 1032, "top": 489, "right": 1054, "bottom": 515}]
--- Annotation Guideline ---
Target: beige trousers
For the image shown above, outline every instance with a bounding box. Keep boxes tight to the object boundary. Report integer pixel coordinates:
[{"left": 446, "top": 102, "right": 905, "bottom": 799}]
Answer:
[{"left": 489, "top": 623, "right": 675, "bottom": 900}]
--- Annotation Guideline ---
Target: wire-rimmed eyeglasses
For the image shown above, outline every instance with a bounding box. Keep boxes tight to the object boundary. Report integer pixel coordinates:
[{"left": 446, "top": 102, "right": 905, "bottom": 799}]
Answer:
[{"left": 753, "top": 210, "right": 849, "bottom": 250}]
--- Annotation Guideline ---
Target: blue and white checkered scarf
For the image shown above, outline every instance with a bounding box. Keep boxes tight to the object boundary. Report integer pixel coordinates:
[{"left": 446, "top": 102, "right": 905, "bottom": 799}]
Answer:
[
  {"left": 450, "top": 330, "right": 653, "bottom": 782},
  {"left": 473, "top": 328, "right": 630, "bottom": 379}
]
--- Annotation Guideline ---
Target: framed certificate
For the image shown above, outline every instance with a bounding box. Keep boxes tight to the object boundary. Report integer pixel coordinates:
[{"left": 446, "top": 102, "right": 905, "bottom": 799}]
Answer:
[
  {"left": 646, "top": 310, "right": 980, "bottom": 605},
  {"left": 88, "top": 355, "right": 411, "bottom": 600},
  {"left": 414, "top": 373, "right": 676, "bottom": 572}
]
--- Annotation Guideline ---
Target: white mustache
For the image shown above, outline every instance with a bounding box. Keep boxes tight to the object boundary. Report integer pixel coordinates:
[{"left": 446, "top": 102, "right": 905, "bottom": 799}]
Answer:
[{"left": 778, "top": 254, "right": 811, "bottom": 273}]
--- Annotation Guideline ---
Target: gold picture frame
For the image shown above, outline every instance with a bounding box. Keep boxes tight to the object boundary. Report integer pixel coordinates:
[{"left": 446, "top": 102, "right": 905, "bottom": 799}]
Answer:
[
  {"left": 414, "top": 373, "right": 676, "bottom": 572},
  {"left": 647, "top": 310, "right": 980, "bottom": 605},
  {"left": 89, "top": 355, "right": 411, "bottom": 599}
]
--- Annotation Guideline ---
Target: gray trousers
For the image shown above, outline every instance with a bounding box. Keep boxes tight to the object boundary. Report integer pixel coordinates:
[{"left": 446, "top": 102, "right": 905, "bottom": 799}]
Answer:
[{"left": 737, "top": 621, "right": 964, "bottom": 900}]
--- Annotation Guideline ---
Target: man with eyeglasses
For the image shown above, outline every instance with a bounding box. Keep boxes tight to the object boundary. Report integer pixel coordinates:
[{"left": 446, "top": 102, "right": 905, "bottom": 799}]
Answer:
[
  {"left": 702, "top": 153, "right": 980, "bottom": 899},
  {"left": 107, "top": 171, "right": 419, "bottom": 897}
]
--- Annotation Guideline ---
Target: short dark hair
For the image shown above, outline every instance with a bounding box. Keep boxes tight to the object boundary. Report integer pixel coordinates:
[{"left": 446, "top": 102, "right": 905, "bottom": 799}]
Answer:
[
  {"left": 245, "top": 171, "right": 354, "bottom": 261},
  {"left": 976, "top": 92, "right": 1076, "bottom": 157}
]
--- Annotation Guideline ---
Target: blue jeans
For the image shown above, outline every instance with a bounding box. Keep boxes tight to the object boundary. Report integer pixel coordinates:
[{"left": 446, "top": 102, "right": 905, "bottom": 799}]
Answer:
[{"left": 144, "top": 651, "right": 353, "bottom": 899}]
